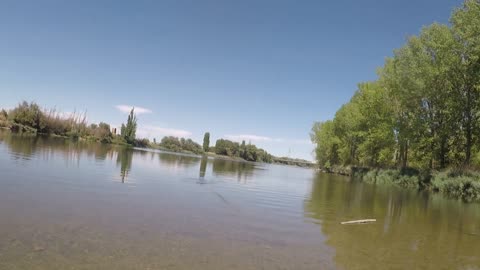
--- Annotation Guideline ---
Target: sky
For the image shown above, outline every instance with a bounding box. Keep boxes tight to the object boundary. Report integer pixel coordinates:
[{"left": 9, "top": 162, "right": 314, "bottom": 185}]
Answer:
[{"left": 0, "top": 0, "right": 459, "bottom": 160}]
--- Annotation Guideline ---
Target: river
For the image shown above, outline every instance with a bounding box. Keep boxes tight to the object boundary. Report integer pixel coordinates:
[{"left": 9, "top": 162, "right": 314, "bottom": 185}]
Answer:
[{"left": 0, "top": 130, "right": 478, "bottom": 270}]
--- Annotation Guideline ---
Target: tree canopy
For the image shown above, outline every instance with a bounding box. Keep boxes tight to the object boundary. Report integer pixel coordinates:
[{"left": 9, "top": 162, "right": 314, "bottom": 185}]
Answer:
[{"left": 311, "top": 0, "right": 480, "bottom": 171}]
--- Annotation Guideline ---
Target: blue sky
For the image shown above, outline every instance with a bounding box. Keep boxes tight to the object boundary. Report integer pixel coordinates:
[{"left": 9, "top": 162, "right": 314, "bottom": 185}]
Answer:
[{"left": 0, "top": 0, "right": 458, "bottom": 160}]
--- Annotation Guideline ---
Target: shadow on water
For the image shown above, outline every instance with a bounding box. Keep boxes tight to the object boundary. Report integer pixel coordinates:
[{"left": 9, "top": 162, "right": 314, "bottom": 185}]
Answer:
[{"left": 305, "top": 172, "right": 480, "bottom": 270}]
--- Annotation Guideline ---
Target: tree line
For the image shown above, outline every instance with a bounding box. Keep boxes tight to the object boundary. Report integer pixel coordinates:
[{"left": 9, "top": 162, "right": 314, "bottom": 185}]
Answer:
[
  {"left": 311, "top": 0, "right": 480, "bottom": 172},
  {"left": 0, "top": 101, "right": 142, "bottom": 146},
  {"left": 1, "top": 101, "right": 304, "bottom": 165},
  {"left": 152, "top": 133, "right": 273, "bottom": 163},
  {"left": 213, "top": 139, "right": 273, "bottom": 163}
]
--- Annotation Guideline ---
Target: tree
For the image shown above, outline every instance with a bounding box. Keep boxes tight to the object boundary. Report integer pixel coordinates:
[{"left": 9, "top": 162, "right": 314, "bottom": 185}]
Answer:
[
  {"left": 94, "top": 122, "right": 113, "bottom": 143},
  {"left": 9, "top": 101, "right": 43, "bottom": 130},
  {"left": 311, "top": 121, "right": 340, "bottom": 168},
  {"left": 203, "top": 132, "right": 210, "bottom": 152},
  {"left": 159, "top": 136, "right": 203, "bottom": 154},
  {"left": 0, "top": 109, "right": 9, "bottom": 127},
  {"left": 121, "top": 108, "right": 137, "bottom": 144},
  {"left": 312, "top": 0, "right": 480, "bottom": 170},
  {"left": 450, "top": 0, "right": 480, "bottom": 165}
]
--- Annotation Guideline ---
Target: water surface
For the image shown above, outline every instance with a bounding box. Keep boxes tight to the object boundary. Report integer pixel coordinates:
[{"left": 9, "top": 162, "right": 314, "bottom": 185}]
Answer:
[{"left": 0, "top": 131, "right": 479, "bottom": 270}]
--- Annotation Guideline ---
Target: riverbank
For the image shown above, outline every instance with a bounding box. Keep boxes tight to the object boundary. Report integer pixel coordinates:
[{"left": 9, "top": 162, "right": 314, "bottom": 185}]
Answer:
[{"left": 321, "top": 165, "right": 480, "bottom": 203}]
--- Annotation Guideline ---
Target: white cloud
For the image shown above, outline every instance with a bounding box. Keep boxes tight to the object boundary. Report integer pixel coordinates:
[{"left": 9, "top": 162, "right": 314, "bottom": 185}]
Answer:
[
  {"left": 137, "top": 125, "right": 192, "bottom": 139},
  {"left": 225, "top": 134, "right": 273, "bottom": 142},
  {"left": 225, "top": 134, "right": 312, "bottom": 145},
  {"left": 115, "top": 105, "right": 152, "bottom": 115}
]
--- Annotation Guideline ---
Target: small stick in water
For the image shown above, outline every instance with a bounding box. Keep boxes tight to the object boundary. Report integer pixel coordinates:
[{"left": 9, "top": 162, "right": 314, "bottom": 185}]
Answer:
[{"left": 341, "top": 219, "right": 376, "bottom": 225}]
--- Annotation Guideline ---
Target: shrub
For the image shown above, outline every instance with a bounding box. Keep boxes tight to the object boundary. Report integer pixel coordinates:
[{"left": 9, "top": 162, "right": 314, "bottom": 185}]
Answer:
[
  {"left": 360, "top": 168, "right": 421, "bottom": 188},
  {"left": 159, "top": 136, "right": 203, "bottom": 154},
  {"left": 9, "top": 101, "right": 43, "bottom": 130},
  {"left": 0, "top": 109, "right": 10, "bottom": 128},
  {"left": 134, "top": 138, "right": 150, "bottom": 148},
  {"left": 431, "top": 170, "right": 480, "bottom": 202},
  {"left": 93, "top": 122, "right": 113, "bottom": 143}
]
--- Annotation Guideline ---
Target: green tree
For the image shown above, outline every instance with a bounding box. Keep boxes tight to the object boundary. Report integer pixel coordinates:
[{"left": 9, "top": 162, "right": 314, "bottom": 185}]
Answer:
[
  {"left": 94, "top": 122, "right": 113, "bottom": 143},
  {"left": 121, "top": 108, "right": 137, "bottom": 144},
  {"left": 450, "top": 0, "right": 480, "bottom": 165},
  {"left": 9, "top": 101, "right": 43, "bottom": 131},
  {"left": 203, "top": 132, "right": 210, "bottom": 152},
  {"left": 312, "top": 0, "right": 480, "bottom": 170},
  {"left": 311, "top": 121, "right": 340, "bottom": 168}
]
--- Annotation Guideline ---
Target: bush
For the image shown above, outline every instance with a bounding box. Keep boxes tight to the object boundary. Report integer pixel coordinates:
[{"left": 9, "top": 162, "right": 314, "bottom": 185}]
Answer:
[
  {"left": 0, "top": 109, "right": 10, "bottom": 128},
  {"left": 8, "top": 101, "right": 88, "bottom": 137},
  {"left": 10, "top": 123, "right": 37, "bottom": 134},
  {"left": 158, "top": 136, "right": 203, "bottom": 154},
  {"left": 134, "top": 138, "right": 150, "bottom": 148},
  {"left": 360, "top": 168, "right": 421, "bottom": 188},
  {"left": 9, "top": 101, "right": 43, "bottom": 130},
  {"left": 92, "top": 122, "right": 112, "bottom": 143},
  {"left": 431, "top": 170, "right": 480, "bottom": 202}
]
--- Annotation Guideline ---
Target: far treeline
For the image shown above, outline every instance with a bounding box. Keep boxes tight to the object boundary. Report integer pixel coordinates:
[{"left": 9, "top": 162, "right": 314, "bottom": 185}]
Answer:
[
  {"left": 311, "top": 0, "right": 480, "bottom": 201},
  {"left": 0, "top": 101, "right": 144, "bottom": 147},
  {"left": 0, "top": 101, "right": 312, "bottom": 166}
]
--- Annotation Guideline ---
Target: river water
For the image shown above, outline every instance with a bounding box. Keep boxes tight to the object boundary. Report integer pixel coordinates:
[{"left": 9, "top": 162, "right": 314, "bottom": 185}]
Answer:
[{"left": 0, "top": 130, "right": 479, "bottom": 270}]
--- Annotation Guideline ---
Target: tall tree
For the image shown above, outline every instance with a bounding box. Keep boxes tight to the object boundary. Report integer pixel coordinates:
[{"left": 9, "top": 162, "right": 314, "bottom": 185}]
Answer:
[
  {"left": 203, "top": 132, "right": 210, "bottom": 152},
  {"left": 121, "top": 108, "right": 137, "bottom": 144},
  {"left": 450, "top": 0, "right": 480, "bottom": 165},
  {"left": 312, "top": 0, "right": 480, "bottom": 170}
]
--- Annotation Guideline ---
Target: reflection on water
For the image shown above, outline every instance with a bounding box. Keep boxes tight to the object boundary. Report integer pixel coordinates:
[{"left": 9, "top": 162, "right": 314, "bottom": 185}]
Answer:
[
  {"left": 116, "top": 148, "right": 133, "bottom": 183},
  {"left": 305, "top": 173, "right": 480, "bottom": 270},
  {"left": 0, "top": 130, "right": 255, "bottom": 185},
  {"left": 199, "top": 156, "right": 207, "bottom": 180},
  {"left": 212, "top": 158, "right": 255, "bottom": 183},
  {"left": 1, "top": 130, "right": 480, "bottom": 270}
]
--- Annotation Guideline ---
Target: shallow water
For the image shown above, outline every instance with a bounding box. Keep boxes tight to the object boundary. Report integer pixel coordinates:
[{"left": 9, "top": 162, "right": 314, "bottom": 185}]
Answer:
[{"left": 0, "top": 130, "right": 479, "bottom": 270}]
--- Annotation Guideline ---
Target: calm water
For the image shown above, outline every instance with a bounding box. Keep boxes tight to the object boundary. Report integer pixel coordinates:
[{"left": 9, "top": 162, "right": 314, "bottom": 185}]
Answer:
[{"left": 0, "top": 131, "right": 479, "bottom": 270}]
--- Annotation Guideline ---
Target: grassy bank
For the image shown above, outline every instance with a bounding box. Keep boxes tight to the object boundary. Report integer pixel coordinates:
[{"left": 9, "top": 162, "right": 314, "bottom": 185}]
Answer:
[{"left": 325, "top": 166, "right": 480, "bottom": 203}]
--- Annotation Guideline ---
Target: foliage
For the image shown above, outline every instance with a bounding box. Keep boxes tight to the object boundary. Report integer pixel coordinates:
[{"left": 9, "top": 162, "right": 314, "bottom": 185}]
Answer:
[
  {"left": 8, "top": 101, "right": 88, "bottom": 136},
  {"left": 91, "top": 122, "right": 113, "bottom": 143},
  {"left": 4, "top": 101, "right": 120, "bottom": 144},
  {"left": 120, "top": 108, "right": 137, "bottom": 144},
  {"left": 203, "top": 132, "right": 210, "bottom": 152},
  {"left": 134, "top": 138, "right": 150, "bottom": 148},
  {"left": 0, "top": 109, "right": 10, "bottom": 128},
  {"left": 312, "top": 1, "right": 480, "bottom": 172},
  {"left": 214, "top": 139, "right": 273, "bottom": 163},
  {"left": 158, "top": 136, "right": 203, "bottom": 154},
  {"left": 215, "top": 139, "right": 240, "bottom": 157},
  {"left": 9, "top": 101, "right": 43, "bottom": 130},
  {"left": 362, "top": 169, "right": 422, "bottom": 189},
  {"left": 431, "top": 170, "right": 480, "bottom": 202}
]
